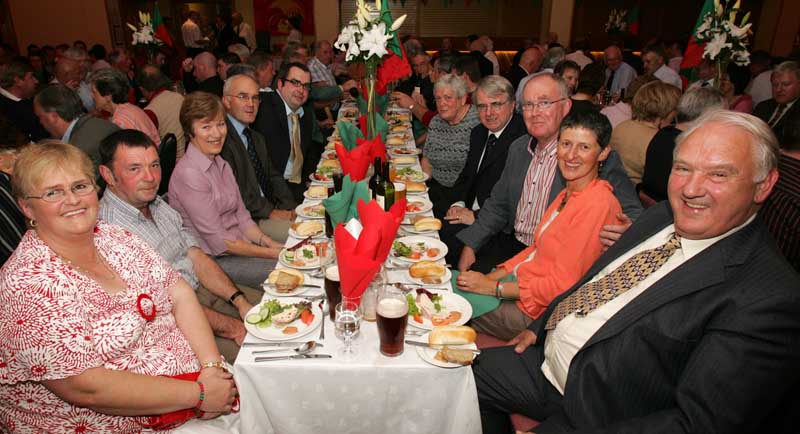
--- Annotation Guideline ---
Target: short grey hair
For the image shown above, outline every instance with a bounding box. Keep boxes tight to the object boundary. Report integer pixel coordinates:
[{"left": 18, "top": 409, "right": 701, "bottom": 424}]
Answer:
[
  {"left": 523, "top": 72, "right": 570, "bottom": 100},
  {"left": 474, "top": 75, "right": 514, "bottom": 102},
  {"left": 228, "top": 43, "right": 250, "bottom": 61},
  {"left": 675, "top": 110, "right": 779, "bottom": 183},
  {"left": 675, "top": 87, "right": 725, "bottom": 123},
  {"left": 434, "top": 73, "right": 469, "bottom": 98},
  {"left": 773, "top": 61, "right": 800, "bottom": 81},
  {"left": 223, "top": 73, "right": 258, "bottom": 95},
  {"left": 542, "top": 46, "right": 566, "bottom": 70}
]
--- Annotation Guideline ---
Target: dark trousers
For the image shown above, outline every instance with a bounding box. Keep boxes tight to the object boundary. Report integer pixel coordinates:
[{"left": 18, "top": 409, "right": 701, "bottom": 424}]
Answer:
[
  {"left": 472, "top": 231, "right": 527, "bottom": 273},
  {"left": 427, "top": 177, "right": 455, "bottom": 220},
  {"left": 287, "top": 181, "right": 306, "bottom": 205},
  {"left": 473, "top": 344, "right": 564, "bottom": 433}
]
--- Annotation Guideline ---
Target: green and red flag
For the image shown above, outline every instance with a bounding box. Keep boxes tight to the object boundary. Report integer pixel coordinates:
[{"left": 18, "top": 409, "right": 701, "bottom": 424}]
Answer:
[
  {"left": 153, "top": 2, "right": 173, "bottom": 47},
  {"left": 375, "top": 0, "right": 411, "bottom": 95},
  {"left": 680, "top": 0, "right": 714, "bottom": 71},
  {"left": 626, "top": 5, "right": 640, "bottom": 36}
]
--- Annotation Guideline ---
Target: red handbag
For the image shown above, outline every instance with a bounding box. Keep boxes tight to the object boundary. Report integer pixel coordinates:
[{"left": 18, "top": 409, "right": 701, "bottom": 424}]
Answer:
[{"left": 137, "top": 372, "right": 240, "bottom": 430}]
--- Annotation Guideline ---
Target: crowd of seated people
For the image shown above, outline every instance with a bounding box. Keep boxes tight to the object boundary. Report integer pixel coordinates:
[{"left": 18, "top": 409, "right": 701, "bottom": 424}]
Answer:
[{"left": 0, "top": 24, "right": 798, "bottom": 433}]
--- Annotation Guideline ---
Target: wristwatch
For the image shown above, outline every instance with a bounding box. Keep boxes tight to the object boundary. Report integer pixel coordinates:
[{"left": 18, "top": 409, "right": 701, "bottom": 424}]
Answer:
[{"left": 228, "top": 290, "right": 245, "bottom": 305}]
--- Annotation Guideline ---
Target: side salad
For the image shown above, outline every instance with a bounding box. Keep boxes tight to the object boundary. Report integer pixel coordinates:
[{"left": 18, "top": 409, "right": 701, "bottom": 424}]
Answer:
[{"left": 246, "top": 299, "right": 314, "bottom": 334}]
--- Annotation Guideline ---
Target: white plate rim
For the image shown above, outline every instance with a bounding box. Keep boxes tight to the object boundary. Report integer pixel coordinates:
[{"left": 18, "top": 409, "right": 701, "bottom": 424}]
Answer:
[
  {"left": 405, "top": 198, "right": 433, "bottom": 215},
  {"left": 406, "top": 267, "right": 453, "bottom": 286},
  {"left": 262, "top": 273, "right": 311, "bottom": 297},
  {"left": 288, "top": 222, "right": 326, "bottom": 239},
  {"left": 295, "top": 201, "right": 326, "bottom": 219},
  {"left": 407, "top": 290, "right": 471, "bottom": 331},
  {"left": 394, "top": 169, "right": 429, "bottom": 183},
  {"left": 244, "top": 297, "right": 322, "bottom": 341},
  {"left": 392, "top": 235, "right": 448, "bottom": 263},
  {"left": 278, "top": 247, "right": 334, "bottom": 270},
  {"left": 389, "top": 147, "right": 422, "bottom": 156},
  {"left": 303, "top": 189, "right": 329, "bottom": 200},
  {"left": 414, "top": 331, "right": 477, "bottom": 368},
  {"left": 308, "top": 172, "right": 334, "bottom": 185}
]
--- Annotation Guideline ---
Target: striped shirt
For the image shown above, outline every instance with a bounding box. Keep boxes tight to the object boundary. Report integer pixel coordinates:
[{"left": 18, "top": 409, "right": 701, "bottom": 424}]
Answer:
[
  {"left": 0, "top": 172, "right": 26, "bottom": 266},
  {"left": 514, "top": 137, "right": 559, "bottom": 246},
  {"left": 760, "top": 153, "right": 800, "bottom": 271},
  {"left": 111, "top": 103, "right": 162, "bottom": 147},
  {"left": 98, "top": 189, "right": 201, "bottom": 288}
]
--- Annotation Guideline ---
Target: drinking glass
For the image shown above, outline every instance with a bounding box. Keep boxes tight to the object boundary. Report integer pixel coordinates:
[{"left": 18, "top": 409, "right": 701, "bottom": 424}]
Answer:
[
  {"left": 335, "top": 300, "right": 362, "bottom": 356},
  {"left": 394, "top": 182, "right": 406, "bottom": 203},
  {"left": 377, "top": 285, "right": 409, "bottom": 357},
  {"left": 324, "top": 265, "right": 341, "bottom": 321}
]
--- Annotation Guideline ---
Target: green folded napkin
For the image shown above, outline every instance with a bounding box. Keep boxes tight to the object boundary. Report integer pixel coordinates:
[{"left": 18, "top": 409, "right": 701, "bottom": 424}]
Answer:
[
  {"left": 322, "top": 175, "right": 370, "bottom": 226},
  {"left": 451, "top": 271, "right": 517, "bottom": 319},
  {"left": 337, "top": 116, "right": 388, "bottom": 151}
]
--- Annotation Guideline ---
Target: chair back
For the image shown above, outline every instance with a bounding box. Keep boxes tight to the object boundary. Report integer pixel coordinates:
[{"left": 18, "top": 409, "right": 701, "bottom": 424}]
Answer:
[{"left": 158, "top": 133, "right": 177, "bottom": 196}]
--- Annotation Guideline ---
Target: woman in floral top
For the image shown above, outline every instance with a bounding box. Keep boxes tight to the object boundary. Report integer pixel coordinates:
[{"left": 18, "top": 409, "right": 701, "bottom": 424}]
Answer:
[{"left": 0, "top": 142, "right": 237, "bottom": 433}]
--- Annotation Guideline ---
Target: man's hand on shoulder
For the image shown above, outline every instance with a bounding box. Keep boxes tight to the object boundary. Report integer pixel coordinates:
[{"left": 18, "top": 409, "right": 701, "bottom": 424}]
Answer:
[
  {"left": 599, "top": 212, "right": 632, "bottom": 251},
  {"left": 507, "top": 329, "right": 537, "bottom": 354}
]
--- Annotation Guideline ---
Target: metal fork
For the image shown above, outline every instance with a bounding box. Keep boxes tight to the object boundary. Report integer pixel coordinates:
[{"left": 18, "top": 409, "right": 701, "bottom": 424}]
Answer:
[{"left": 318, "top": 299, "right": 325, "bottom": 340}]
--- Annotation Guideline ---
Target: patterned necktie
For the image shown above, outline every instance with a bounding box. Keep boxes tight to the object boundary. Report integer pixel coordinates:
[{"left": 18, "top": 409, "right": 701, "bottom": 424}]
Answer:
[
  {"left": 243, "top": 128, "right": 270, "bottom": 199},
  {"left": 545, "top": 233, "right": 682, "bottom": 330},
  {"left": 288, "top": 113, "right": 304, "bottom": 184},
  {"left": 768, "top": 104, "right": 787, "bottom": 128},
  {"left": 477, "top": 134, "right": 498, "bottom": 173}
]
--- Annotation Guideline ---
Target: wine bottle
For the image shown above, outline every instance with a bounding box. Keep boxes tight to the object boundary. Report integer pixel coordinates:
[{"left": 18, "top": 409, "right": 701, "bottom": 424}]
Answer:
[
  {"left": 381, "top": 161, "right": 395, "bottom": 211},
  {"left": 369, "top": 157, "right": 382, "bottom": 199}
]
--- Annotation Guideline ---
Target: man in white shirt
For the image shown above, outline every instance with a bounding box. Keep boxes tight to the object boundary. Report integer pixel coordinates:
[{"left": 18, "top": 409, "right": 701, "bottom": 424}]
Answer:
[
  {"left": 182, "top": 11, "right": 206, "bottom": 58},
  {"left": 747, "top": 49, "right": 773, "bottom": 106},
  {"left": 472, "top": 110, "right": 799, "bottom": 433},
  {"left": 603, "top": 45, "right": 637, "bottom": 94},
  {"left": 643, "top": 44, "right": 683, "bottom": 89},
  {"left": 666, "top": 40, "right": 684, "bottom": 72},
  {"left": 231, "top": 11, "right": 256, "bottom": 50}
]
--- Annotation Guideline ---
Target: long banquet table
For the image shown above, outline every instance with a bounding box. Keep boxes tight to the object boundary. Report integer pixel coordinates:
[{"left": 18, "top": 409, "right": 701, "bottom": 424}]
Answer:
[{"left": 234, "top": 104, "right": 482, "bottom": 434}]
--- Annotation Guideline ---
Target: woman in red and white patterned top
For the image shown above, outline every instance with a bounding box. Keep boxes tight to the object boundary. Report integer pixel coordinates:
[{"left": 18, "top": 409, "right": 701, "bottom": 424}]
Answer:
[{"left": 0, "top": 142, "right": 237, "bottom": 433}]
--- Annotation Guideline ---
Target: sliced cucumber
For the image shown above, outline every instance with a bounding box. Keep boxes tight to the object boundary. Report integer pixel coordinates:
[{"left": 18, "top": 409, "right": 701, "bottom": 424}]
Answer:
[{"left": 246, "top": 313, "right": 262, "bottom": 324}]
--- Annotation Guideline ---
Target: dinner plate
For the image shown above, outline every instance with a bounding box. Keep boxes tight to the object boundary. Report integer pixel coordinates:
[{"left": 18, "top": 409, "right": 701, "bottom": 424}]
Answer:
[
  {"left": 245, "top": 297, "right": 323, "bottom": 341},
  {"left": 262, "top": 272, "right": 313, "bottom": 297},
  {"left": 405, "top": 198, "right": 433, "bottom": 215},
  {"left": 295, "top": 201, "right": 326, "bottom": 219},
  {"left": 392, "top": 236, "right": 448, "bottom": 263},
  {"left": 414, "top": 331, "right": 478, "bottom": 368},
  {"left": 309, "top": 172, "right": 334, "bottom": 186},
  {"left": 407, "top": 291, "right": 472, "bottom": 331},
  {"left": 303, "top": 188, "right": 329, "bottom": 200},
  {"left": 407, "top": 267, "right": 452, "bottom": 286},
  {"left": 394, "top": 168, "right": 429, "bottom": 183},
  {"left": 390, "top": 156, "right": 418, "bottom": 167},
  {"left": 278, "top": 245, "right": 334, "bottom": 270},
  {"left": 406, "top": 187, "right": 429, "bottom": 196},
  {"left": 288, "top": 223, "right": 326, "bottom": 239},
  {"left": 321, "top": 149, "right": 338, "bottom": 160},
  {"left": 389, "top": 147, "right": 422, "bottom": 157}
]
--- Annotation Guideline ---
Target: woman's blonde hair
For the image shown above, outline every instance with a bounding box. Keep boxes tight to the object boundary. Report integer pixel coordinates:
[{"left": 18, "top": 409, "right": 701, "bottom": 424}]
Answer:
[
  {"left": 12, "top": 141, "right": 94, "bottom": 200},
  {"left": 631, "top": 81, "right": 681, "bottom": 122},
  {"left": 180, "top": 91, "right": 225, "bottom": 140}
]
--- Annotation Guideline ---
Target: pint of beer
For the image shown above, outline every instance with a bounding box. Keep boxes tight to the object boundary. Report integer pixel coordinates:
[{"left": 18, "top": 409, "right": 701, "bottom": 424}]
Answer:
[
  {"left": 377, "top": 286, "right": 408, "bottom": 356},
  {"left": 394, "top": 182, "right": 406, "bottom": 203},
  {"left": 324, "top": 265, "right": 341, "bottom": 321}
]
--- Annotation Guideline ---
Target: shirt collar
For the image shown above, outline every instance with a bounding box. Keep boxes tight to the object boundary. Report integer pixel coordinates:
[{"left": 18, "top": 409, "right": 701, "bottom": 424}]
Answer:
[
  {"left": 101, "top": 188, "right": 157, "bottom": 223},
  {"left": 677, "top": 213, "right": 757, "bottom": 260},
  {"left": 528, "top": 135, "right": 558, "bottom": 157},
  {"left": 62, "top": 117, "right": 80, "bottom": 142},
  {"left": 0, "top": 87, "right": 21, "bottom": 102},
  {"left": 260, "top": 86, "right": 273, "bottom": 93},
  {"left": 227, "top": 114, "right": 247, "bottom": 135},
  {"left": 488, "top": 115, "right": 513, "bottom": 139},
  {"left": 184, "top": 143, "right": 218, "bottom": 172},
  {"left": 277, "top": 91, "right": 304, "bottom": 118}
]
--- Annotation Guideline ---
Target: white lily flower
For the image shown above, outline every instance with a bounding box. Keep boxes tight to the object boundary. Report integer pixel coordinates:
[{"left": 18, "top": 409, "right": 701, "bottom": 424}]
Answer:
[
  {"left": 359, "top": 22, "right": 392, "bottom": 60},
  {"left": 729, "top": 22, "right": 751, "bottom": 39},
  {"left": 335, "top": 25, "right": 357, "bottom": 50},
  {"left": 704, "top": 32, "right": 732, "bottom": 60},
  {"left": 391, "top": 14, "right": 407, "bottom": 31},
  {"left": 127, "top": 23, "right": 138, "bottom": 32},
  {"left": 345, "top": 40, "right": 361, "bottom": 62},
  {"left": 696, "top": 16, "right": 712, "bottom": 36}
]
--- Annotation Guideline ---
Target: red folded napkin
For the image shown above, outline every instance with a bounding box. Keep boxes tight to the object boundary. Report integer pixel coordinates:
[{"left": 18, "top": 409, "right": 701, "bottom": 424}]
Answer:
[
  {"left": 335, "top": 142, "right": 372, "bottom": 181},
  {"left": 333, "top": 199, "right": 406, "bottom": 304},
  {"left": 356, "top": 136, "right": 387, "bottom": 165}
]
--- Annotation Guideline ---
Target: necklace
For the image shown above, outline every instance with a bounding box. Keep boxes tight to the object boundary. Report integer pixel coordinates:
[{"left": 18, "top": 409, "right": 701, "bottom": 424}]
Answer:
[{"left": 58, "top": 250, "right": 118, "bottom": 281}]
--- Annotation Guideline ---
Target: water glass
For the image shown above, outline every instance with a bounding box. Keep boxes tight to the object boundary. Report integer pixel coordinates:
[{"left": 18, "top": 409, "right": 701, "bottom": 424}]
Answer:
[{"left": 335, "top": 299, "right": 362, "bottom": 355}]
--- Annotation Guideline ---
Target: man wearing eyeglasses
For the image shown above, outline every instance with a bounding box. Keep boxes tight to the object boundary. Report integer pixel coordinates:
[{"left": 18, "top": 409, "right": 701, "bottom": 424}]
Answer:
[
  {"left": 456, "top": 73, "right": 642, "bottom": 273},
  {"left": 220, "top": 74, "right": 297, "bottom": 243},
  {"left": 253, "top": 62, "right": 321, "bottom": 203},
  {"left": 440, "top": 75, "right": 526, "bottom": 265}
]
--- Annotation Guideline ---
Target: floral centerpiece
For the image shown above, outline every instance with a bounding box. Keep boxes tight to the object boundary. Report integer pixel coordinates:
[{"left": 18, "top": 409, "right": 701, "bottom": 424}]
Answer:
[
  {"left": 695, "top": 0, "right": 751, "bottom": 88},
  {"left": 334, "top": 0, "right": 410, "bottom": 140},
  {"left": 127, "top": 11, "right": 163, "bottom": 47},
  {"left": 604, "top": 9, "right": 628, "bottom": 34}
]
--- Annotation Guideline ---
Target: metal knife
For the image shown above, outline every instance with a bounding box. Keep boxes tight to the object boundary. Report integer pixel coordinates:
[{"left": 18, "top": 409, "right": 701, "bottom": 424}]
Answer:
[
  {"left": 262, "top": 283, "right": 323, "bottom": 289},
  {"left": 254, "top": 354, "right": 333, "bottom": 362},
  {"left": 404, "top": 340, "right": 481, "bottom": 355},
  {"left": 243, "top": 341, "right": 324, "bottom": 348}
]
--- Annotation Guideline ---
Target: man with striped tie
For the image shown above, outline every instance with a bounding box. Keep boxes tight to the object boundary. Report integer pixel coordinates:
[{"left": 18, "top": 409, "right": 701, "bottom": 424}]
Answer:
[{"left": 473, "top": 110, "right": 800, "bottom": 434}]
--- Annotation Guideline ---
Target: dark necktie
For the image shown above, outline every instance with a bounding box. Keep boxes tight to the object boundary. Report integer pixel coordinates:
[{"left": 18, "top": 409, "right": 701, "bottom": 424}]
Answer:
[
  {"left": 243, "top": 128, "right": 270, "bottom": 199},
  {"left": 605, "top": 69, "right": 616, "bottom": 91},
  {"left": 477, "top": 134, "right": 498, "bottom": 173},
  {"left": 768, "top": 104, "right": 787, "bottom": 128},
  {"left": 545, "top": 233, "right": 681, "bottom": 330}
]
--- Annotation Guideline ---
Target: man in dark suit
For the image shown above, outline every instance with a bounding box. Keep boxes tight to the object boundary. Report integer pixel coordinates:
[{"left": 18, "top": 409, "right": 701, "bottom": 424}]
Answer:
[
  {"left": 220, "top": 74, "right": 297, "bottom": 243},
  {"left": 253, "top": 62, "right": 321, "bottom": 203},
  {"left": 33, "top": 84, "right": 119, "bottom": 171},
  {"left": 506, "top": 48, "right": 543, "bottom": 91},
  {"left": 472, "top": 110, "right": 800, "bottom": 434},
  {"left": 439, "top": 76, "right": 526, "bottom": 265},
  {"left": 753, "top": 60, "right": 800, "bottom": 142},
  {"left": 0, "top": 60, "right": 48, "bottom": 142},
  {"left": 456, "top": 74, "right": 641, "bottom": 273}
]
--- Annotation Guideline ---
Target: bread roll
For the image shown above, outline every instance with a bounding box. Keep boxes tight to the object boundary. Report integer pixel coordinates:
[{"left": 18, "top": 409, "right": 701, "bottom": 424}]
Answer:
[
  {"left": 429, "top": 325, "right": 477, "bottom": 346},
  {"left": 435, "top": 347, "right": 475, "bottom": 365},
  {"left": 387, "top": 137, "right": 405, "bottom": 146},
  {"left": 409, "top": 260, "right": 446, "bottom": 279},
  {"left": 392, "top": 156, "right": 416, "bottom": 165},
  {"left": 268, "top": 269, "right": 304, "bottom": 292},
  {"left": 307, "top": 185, "right": 328, "bottom": 199},
  {"left": 405, "top": 181, "right": 426, "bottom": 192},
  {"left": 413, "top": 217, "right": 441, "bottom": 232},
  {"left": 293, "top": 221, "right": 323, "bottom": 236},
  {"left": 320, "top": 159, "right": 341, "bottom": 169}
]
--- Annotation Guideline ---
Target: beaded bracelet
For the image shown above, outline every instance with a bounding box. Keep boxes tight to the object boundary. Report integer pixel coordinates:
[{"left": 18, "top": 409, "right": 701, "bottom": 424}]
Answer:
[{"left": 195, "top": 380, "right": 205, "bottom": 411}]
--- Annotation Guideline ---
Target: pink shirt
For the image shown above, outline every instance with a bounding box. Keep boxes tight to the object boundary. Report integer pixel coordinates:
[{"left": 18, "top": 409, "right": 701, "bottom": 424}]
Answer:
[
  {"left": 112, "top": 103, "right": 162, "bottom": 147},
  {"left": 514, "top": 137, "right": 559, "bottom": 246},
  {"left": 0, "top": 222, "right": 198, "bottom": 433},
  {"left": 168, "top": 144, "right": 258, "bottom": 256}
]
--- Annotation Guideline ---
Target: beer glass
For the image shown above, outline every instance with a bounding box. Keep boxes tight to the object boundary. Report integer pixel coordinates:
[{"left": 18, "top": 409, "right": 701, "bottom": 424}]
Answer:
[
  {"left": 377, "top": 285, "right": 409, "bottom": 356},
  {"left": 394, "top": 182, "right": 406, "bottom": 204},
  {"left": 324, "top": 265, "right": 341, "bottom": 321}
]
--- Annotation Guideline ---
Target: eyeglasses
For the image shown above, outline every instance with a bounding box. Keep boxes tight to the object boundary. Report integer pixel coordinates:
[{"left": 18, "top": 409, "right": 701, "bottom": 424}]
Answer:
[
  {"left": 229, "top": 93, "right": 260, "bottom": 104},
  {"left": 476, "top": 100, "right": 510, "bottom": 112},
  {"left": 25, "top": 181, "right": 97, "bottom": 203},
  {"left": 520, "top": 98, "right": 567, "bottom": 112},
  {"left": 284, "top": 78, "right": 312, "bottom": 91}
]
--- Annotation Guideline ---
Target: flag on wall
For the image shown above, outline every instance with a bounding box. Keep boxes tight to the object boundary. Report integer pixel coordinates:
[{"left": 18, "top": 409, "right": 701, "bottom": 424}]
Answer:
[
  {"left": 626, "top": 5, "right": 640, "bottom": 36},
  {"left": 153, "top": 2, "right": 173, "bottom": 47},
  {"left": 680, "top": 0, "right": 714, "bottom": 70}
]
